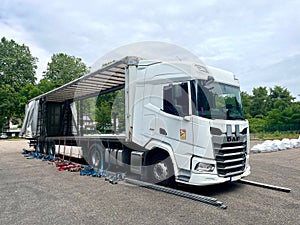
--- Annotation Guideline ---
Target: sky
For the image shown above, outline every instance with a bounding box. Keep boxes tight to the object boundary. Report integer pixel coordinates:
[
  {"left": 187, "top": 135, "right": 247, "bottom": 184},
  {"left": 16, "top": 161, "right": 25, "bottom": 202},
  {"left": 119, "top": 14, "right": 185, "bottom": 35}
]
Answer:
[{"left": 1, "top": 0, "right": 299, "bottom": 100}]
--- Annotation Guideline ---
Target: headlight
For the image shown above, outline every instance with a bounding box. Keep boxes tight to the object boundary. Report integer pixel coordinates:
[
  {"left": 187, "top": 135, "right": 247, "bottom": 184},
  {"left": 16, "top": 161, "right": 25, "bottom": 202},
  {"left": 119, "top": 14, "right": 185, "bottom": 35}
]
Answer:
[{"left": 194, "top": 162, "right": 215, "bottom": 173}]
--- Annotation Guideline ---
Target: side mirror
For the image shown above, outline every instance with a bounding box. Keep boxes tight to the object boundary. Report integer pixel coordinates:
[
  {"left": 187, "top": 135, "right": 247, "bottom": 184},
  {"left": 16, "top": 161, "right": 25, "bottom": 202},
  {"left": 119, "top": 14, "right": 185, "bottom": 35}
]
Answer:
[{"left": 205, "top": 75, "right": 215, "bottom": 87}]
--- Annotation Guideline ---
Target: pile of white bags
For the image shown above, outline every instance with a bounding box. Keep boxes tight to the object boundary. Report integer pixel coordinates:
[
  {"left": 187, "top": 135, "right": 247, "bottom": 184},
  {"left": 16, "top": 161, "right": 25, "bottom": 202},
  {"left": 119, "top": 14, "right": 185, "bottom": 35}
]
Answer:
[{"left": 251, "top": 136, "right": 300, "bottom": 153}]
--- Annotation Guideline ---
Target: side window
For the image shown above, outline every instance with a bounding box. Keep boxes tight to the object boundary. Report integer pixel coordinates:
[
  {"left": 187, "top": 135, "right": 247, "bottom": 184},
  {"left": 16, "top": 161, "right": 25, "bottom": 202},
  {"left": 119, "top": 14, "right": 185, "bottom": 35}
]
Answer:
[
  {"left": 191, "top": 80, "right": 213, "bottom": 117},
  {"left": 163, "top": 82, "right": 189, "bottom": 117}
]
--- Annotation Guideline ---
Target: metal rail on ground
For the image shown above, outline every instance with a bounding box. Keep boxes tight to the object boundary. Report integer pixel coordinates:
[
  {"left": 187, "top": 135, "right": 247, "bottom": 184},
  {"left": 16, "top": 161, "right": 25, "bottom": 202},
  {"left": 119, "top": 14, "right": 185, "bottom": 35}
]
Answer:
[
  {"left": 124, "top": 178, "right": 227, "bottom": 209},
  {"left": 238, "top": 179, "right": 291, "bottom": 193}
]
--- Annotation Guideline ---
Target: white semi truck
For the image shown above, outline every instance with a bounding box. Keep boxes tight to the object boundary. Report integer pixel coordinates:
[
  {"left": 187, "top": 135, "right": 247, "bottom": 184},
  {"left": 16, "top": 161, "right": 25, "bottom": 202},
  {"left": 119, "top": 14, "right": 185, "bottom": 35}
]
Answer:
[{"left": 21, "top": 56, "right": 250, "bottom": 186}]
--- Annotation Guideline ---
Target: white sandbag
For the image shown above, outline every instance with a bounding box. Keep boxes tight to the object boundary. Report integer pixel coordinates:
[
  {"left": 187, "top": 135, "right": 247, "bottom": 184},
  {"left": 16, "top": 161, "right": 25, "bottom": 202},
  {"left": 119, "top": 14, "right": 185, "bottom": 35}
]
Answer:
[
  {"left": 282, "top": 138, "right": 292, "bottom": 149},
  {"left": 262, "top": 140, "right": 278, "bottom": 152},
  {"left": 273, "top": 139, "right": 286, "bottom": 150},
  {"left": 251, "top": 144, "right": 264, "bottom": 153},
  {"left": 251, "top": 136, "right": 300, "bottom": 153},
  {"left": 290, "top": 139, "right": 300, "bottom": 148}
]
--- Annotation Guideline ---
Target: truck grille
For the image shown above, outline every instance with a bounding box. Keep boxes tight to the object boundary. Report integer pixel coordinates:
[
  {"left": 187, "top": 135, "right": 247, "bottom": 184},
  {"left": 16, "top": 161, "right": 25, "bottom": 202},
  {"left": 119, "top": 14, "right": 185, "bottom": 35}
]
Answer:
[{"left": 213, "top": 141, "right": 247, "bottom": 178}]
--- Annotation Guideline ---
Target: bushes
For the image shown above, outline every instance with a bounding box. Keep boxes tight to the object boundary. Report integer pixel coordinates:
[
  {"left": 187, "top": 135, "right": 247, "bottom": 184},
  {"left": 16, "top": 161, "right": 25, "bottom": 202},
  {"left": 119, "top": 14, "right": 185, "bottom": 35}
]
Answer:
[
  {"left": 242, "top": 86, "right": 300, "bottom": 135},
  {"left": 248, "top": 117, "right": 267, "bottom": 133}
]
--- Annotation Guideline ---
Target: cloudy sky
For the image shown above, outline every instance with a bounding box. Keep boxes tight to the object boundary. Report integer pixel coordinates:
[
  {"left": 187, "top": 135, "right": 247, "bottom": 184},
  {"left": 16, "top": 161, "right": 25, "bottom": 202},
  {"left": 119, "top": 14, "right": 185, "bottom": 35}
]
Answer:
[{"left": 1, "top": 0, "right": 299, "bottom": 100}]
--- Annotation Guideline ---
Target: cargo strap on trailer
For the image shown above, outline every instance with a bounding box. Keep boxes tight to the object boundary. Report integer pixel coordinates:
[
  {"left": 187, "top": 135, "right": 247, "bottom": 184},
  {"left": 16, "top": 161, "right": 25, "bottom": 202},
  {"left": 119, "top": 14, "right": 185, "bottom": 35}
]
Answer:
[
  {"left": 23, "top": 149, "right": 53, "bottom": 161},
  {"left": 22, "top": 148, "right": 82, "bottom": 172},
  {"left": 79, "top": 165, "right": 126, "bottom": 184}
]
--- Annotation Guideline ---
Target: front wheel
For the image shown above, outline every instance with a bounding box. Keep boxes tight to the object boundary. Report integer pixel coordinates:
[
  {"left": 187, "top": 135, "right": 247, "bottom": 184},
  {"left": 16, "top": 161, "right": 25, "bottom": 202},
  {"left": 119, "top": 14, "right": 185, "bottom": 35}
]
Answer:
[{"left": 148, "top": 153, "right": 175, "bottom": 187}]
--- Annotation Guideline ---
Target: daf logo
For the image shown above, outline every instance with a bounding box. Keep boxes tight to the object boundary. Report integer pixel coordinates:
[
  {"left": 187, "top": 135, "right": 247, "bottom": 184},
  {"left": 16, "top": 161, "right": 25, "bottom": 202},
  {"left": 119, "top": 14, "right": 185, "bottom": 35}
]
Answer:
[{"left": 227, "top": 136, "right": 240, "bottom": 142}]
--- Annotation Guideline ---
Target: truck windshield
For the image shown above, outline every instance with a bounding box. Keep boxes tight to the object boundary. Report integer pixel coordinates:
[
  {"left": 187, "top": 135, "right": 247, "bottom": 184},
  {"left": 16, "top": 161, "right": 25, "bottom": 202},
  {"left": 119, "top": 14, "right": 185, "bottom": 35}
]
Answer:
[{"left": 191, "top": 80, "right": 245, "bottom": 120}]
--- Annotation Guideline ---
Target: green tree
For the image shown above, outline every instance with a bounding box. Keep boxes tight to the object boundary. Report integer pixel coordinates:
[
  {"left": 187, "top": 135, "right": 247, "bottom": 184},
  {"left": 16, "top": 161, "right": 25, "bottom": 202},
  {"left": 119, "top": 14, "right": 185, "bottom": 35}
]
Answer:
[
  {"left": 265, "top": 109, "right": 284, "bottom": 131},
  {"left": 95, "top": 92, "right": 118, "bottom": 133},
  {"left": 246, "top": 86, "right": 299, "bottom": 133},
  {"left": 111, "top": 89, "right": 125, "bottom": 133},
  {"left": 241, "top": 91, "right": 251, "bottom": 118},
  {"left": 248, "top": 117, "right": 267, "bottom": 133},
  {"left": 94, "top": 61, "right": 121, "bottom": 133},
  {"left": 0, "top": 37, "right": 37, "bottom": 89},
  {"left": 14, "top": 80, "right": 56, "bottom": 119},
  {"left": 0, "top": 37, "right": 37, "bottom": 129},
  {"left": 37, "top": 79, "right": 56, "bottom": 94},
  {"left": 284, "top": 103, "right": 300, "bottom": 125},
  {"left": 266, "top": 102, "right": 300, "bottom": 132},
  {"left": 43, "top": 53, "right": 88, "bottom": 87},
  {"left": 267, "top": 86, "right": 295, "bottom": 111},
  {"left": 250, "top": 87, "right": 268, "bottom": 117},
  {"left": 14, "top": 84, "right": 42, "bottom": 118},
  {"left": 0, "top": 85, "right": 15, "bottom": 130}
]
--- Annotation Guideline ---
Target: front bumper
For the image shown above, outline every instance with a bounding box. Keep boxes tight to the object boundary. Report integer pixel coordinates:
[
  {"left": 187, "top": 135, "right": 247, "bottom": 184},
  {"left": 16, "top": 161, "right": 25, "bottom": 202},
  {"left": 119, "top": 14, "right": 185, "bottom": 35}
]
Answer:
[{"left": 176, "top": 163, "right": 251, "bottom": 186}]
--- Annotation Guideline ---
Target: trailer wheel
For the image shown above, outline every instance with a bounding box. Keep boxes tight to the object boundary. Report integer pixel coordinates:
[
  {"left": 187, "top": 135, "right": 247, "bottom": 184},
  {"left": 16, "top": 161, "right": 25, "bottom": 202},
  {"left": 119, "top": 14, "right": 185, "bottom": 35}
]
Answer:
[
  {"left": 49, "top": 141, "right": 56, "bottom": 156},
  {"left": 148, "top": 153, "right": 175, "bottom": 187},
  {"left": 89, "top": 144, "right": 105, "bottom": 169},
  {"left": 37, "top": 141, "right": 45, "bottom": 154}
]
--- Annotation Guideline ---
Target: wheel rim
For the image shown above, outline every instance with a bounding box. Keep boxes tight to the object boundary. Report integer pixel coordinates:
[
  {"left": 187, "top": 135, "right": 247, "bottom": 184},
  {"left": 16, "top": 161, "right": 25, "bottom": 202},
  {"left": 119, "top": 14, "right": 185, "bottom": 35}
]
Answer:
[
  {"left": 153, "top": 161, "right": 169, "bottom": 181},
  {"left": 92, "top": 149, "right": 100, "bottom": 168},
  {"left": 50, "top": 146, "right": 55, "bottom": 155},
  {"left": 50, "top": 143, "right": 55, "bottom": 155}
]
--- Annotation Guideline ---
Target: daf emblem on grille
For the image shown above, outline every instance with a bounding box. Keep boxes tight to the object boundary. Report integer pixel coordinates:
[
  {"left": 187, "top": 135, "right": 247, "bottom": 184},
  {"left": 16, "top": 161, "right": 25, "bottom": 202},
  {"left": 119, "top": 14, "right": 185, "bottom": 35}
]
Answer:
[{"left": 227, "top": 136, "right": 240, "bottom": 142}]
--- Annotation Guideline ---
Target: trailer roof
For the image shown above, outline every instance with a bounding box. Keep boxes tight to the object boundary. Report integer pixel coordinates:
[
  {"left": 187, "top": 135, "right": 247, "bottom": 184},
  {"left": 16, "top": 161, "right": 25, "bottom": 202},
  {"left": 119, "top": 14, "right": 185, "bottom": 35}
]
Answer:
[{"left": 31, "top": 56, "right": 139, "bottom": 102}]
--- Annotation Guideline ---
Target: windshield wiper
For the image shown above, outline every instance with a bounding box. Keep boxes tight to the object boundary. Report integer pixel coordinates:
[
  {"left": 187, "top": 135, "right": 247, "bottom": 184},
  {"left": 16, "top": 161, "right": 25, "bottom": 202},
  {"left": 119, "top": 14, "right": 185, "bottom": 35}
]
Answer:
[{"left": 227, "top": 112, "right": 245, "bottom": 120}]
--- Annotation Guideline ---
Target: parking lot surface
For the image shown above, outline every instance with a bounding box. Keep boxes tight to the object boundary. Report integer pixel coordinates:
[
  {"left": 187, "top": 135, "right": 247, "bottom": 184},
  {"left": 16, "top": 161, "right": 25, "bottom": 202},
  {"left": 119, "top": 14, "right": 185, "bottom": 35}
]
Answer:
[{"left": 0, "top": 140, "right": 299, "bottom": 225}]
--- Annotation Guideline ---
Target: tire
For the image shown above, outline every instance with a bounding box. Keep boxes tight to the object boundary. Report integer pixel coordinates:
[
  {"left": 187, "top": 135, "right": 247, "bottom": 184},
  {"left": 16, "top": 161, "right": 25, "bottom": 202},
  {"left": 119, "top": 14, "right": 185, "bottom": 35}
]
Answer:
[
  {"left": 148, "top": 153, "right": 175, "bottom": 187},
  {"left": 48, "top": 141, "right": 56, "bottom": 156},
  {"left": 38, "top": 141, "right": 45, "bottom": 154},
  {"left": 89, "top": 144, "right": 105, "bottom": 169}
]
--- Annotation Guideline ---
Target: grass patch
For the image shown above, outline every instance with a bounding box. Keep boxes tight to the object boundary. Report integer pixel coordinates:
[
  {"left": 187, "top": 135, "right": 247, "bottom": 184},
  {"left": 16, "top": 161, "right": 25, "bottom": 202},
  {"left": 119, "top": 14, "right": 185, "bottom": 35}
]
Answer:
[{"left": 251, "top": 131, "right": 300, "bottom": 140}]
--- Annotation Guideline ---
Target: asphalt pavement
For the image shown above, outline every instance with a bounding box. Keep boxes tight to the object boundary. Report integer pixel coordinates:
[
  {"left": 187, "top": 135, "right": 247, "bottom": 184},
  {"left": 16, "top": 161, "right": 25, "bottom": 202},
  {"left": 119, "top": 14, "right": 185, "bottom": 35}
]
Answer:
[{"left": 0, "top": 140, "right": 299, "bottom": 225}]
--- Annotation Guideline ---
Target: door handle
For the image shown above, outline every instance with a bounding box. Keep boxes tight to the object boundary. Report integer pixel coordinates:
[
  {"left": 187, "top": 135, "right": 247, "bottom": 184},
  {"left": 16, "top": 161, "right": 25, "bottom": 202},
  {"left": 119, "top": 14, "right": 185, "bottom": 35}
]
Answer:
[{"left": 159, "top": 128, "right": 167, "bottom": 135}]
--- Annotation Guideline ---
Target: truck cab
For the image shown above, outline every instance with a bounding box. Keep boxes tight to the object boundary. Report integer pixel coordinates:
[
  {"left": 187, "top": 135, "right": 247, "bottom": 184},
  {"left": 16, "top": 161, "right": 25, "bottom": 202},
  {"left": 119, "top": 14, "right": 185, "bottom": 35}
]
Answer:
[{"left": 129, "top": 60, "right": 250, "bottom": 185}]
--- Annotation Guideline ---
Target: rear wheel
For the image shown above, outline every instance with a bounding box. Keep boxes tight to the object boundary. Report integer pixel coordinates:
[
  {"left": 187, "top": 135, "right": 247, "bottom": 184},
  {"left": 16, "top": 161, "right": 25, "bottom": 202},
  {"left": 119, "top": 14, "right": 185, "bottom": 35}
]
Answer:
[
  {"left": 37, "top": 141, "right": 45, "bottom": 154},
  {"left": 89, "top": 144, "right": 105, "bottom": 169},
  {"left": 48, "top": 141, "right": 56, "bottom": 156}
]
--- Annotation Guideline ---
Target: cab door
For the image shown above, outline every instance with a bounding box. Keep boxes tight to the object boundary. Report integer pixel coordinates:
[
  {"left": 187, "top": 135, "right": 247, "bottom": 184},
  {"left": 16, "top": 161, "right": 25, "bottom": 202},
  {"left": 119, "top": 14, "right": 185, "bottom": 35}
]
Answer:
[{"left": 157, "top": 82, "right": 194, "bottom": 171}]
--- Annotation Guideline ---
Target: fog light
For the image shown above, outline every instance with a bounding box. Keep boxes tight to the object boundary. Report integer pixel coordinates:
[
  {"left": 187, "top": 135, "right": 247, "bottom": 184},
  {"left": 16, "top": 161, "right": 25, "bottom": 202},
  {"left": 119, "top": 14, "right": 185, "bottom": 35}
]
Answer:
[{"left": 194, "top": 162, "right": 215, "bottom": 173}]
